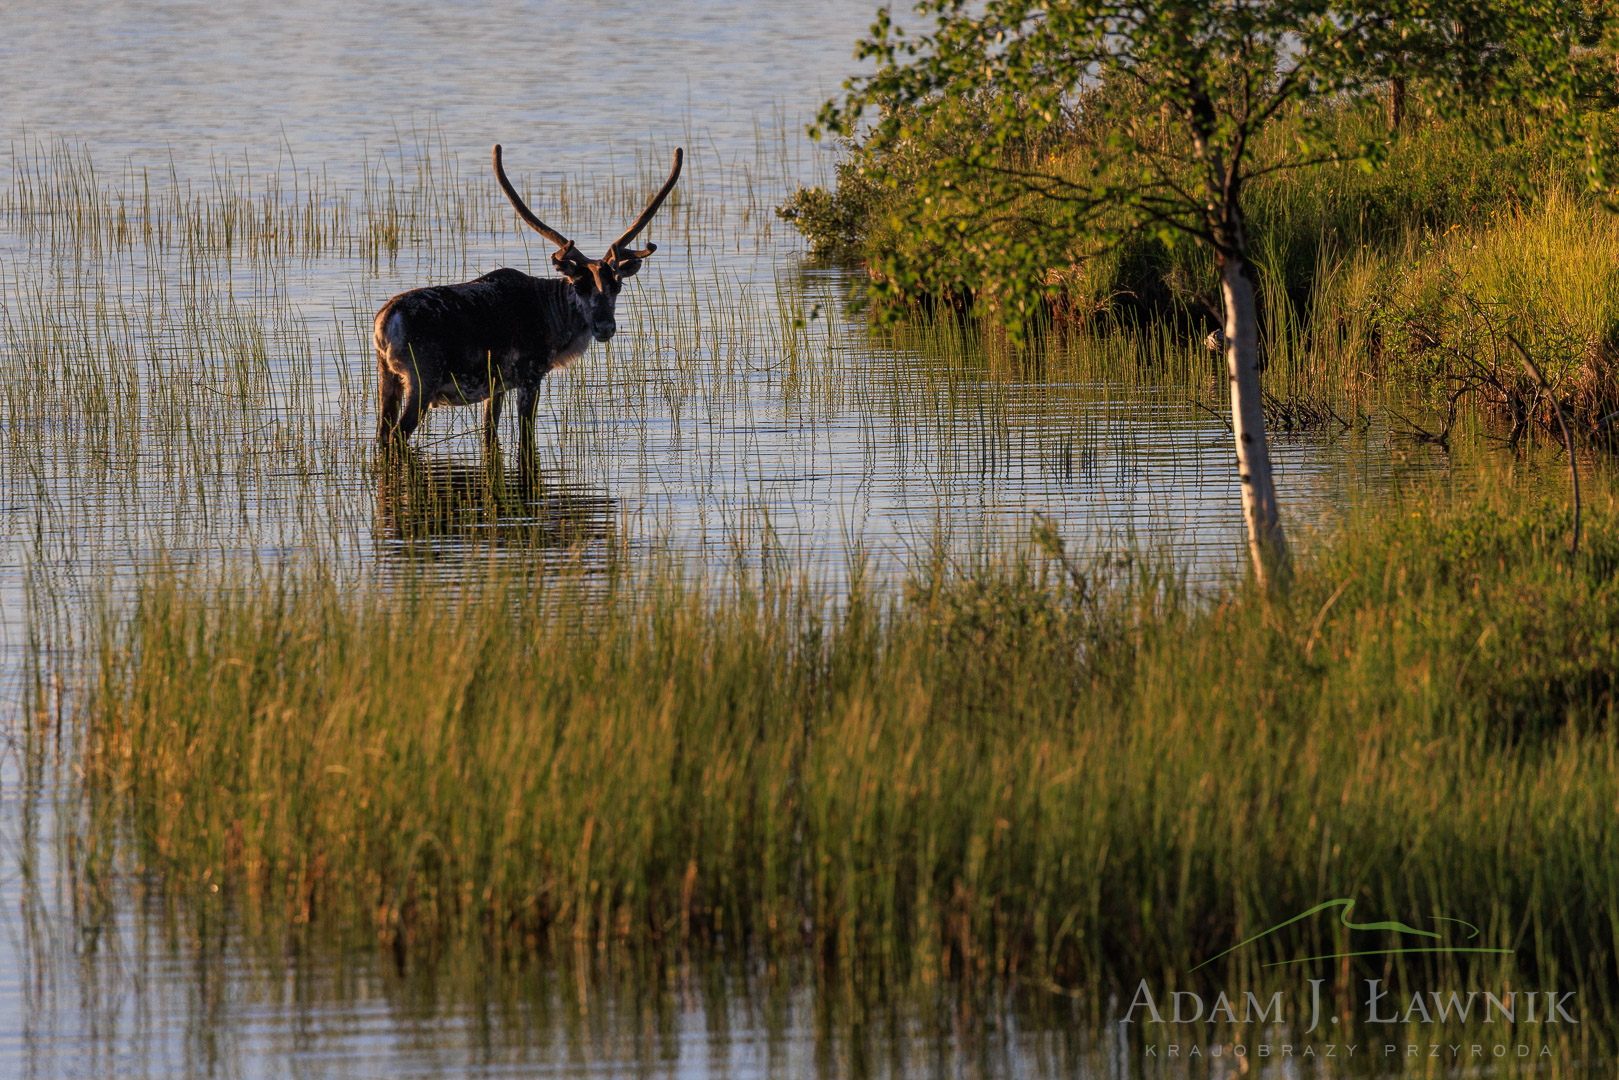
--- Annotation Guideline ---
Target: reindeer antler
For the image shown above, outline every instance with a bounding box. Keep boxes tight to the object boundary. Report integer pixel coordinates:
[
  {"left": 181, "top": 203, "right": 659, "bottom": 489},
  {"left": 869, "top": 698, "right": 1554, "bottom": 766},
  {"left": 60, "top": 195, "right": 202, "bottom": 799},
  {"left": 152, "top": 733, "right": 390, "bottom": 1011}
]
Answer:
[
  {"left": 493, "top": 144, "right": 576, "bottom": 252},
  {"left": 608, "top": 148, "right": 683, "bottom": 260}
]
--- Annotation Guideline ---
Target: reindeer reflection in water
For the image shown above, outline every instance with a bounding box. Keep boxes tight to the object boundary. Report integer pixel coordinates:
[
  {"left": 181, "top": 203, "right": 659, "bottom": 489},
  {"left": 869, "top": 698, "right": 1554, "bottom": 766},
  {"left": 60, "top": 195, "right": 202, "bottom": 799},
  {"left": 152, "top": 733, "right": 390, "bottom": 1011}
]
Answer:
[{"left": 376, "top": 447, "right": 616, "bottom": 562}]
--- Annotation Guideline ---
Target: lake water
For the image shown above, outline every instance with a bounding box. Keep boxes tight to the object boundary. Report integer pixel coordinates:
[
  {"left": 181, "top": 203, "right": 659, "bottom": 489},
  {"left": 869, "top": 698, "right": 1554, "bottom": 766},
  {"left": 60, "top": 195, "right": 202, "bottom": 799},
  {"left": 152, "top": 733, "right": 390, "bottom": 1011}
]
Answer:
[{"left": 0, "top": 2, "right": 1450, "bottom": 1075}]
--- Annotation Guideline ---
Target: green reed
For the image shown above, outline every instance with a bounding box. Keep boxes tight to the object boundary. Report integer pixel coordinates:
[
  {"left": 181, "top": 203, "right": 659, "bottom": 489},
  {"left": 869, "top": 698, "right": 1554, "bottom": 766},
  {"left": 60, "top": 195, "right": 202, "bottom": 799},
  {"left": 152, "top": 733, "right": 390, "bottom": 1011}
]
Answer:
[{"left": 49, "top": 455, "right": 1613, "bottom": 1051}]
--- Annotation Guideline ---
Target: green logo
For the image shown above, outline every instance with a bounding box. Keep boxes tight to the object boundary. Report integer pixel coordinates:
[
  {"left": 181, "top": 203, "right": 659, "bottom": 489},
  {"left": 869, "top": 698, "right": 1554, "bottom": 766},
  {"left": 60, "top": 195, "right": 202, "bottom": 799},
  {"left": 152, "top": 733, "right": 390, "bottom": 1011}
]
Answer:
[{"left": 1192, "top": 899, "right": 1514, "bottom": 971}]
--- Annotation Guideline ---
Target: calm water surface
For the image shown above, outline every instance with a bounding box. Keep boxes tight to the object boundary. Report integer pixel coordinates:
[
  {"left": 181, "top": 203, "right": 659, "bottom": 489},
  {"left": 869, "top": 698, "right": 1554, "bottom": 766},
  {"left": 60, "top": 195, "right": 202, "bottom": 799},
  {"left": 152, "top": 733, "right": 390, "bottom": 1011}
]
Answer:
[{"left": 0, "top": 3, "right": 1450, "bottom": 1076}]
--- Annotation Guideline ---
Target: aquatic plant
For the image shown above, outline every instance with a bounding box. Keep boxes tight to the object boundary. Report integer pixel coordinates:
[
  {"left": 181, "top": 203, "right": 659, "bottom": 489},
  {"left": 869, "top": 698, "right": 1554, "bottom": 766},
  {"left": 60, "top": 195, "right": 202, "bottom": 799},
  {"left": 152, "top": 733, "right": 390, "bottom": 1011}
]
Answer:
[{"left": 61, "top": 463, "right": 1619, "bottom": 1031}]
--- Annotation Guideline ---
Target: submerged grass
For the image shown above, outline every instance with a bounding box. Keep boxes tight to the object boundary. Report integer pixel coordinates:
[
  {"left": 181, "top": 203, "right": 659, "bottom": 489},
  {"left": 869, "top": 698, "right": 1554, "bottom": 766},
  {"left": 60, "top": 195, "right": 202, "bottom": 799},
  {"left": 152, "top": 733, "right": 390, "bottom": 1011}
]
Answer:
[{"left": 65, "top": 457, "right": 1619, "bottom": 1039}]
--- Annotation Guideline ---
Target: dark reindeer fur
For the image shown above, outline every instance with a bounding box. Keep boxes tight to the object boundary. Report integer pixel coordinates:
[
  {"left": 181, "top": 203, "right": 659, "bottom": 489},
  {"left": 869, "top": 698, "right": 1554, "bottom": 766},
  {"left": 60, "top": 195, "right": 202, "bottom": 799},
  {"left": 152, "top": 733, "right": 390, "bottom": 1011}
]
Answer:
[
  {"left": 374, "top": 267, "right": 611, "bottom": 443},
  {"left": 375, "top": 144, "right": 682, "bottom": 445}
]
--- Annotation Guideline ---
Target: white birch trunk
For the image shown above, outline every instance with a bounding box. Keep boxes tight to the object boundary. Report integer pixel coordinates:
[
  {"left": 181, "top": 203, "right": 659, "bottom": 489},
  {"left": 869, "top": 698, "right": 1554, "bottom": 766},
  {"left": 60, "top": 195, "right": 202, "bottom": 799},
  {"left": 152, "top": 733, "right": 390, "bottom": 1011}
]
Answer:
[{"left": 1220, "top": 254, "right": 1290, "bottom": 587}]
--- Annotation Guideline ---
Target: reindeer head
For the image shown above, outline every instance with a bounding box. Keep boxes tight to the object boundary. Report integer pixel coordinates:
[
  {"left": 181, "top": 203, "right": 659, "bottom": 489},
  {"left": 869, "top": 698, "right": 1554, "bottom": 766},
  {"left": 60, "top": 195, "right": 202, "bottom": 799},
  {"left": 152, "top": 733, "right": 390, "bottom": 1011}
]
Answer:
[{"left": 494, "top": 144, "right": 683, "bottom": 343}]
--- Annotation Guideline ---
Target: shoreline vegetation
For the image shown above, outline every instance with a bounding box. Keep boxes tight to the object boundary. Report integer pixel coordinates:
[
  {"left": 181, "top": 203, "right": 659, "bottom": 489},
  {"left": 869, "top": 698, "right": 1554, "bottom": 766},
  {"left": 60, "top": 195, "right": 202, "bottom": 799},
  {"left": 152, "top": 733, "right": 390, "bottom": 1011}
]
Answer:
[
  {"left": 780, "top": 106, "right": 1619, "bottom": 438},
  {"left": 62, "top": 459, "right": 1618, "bottom": 1030}
]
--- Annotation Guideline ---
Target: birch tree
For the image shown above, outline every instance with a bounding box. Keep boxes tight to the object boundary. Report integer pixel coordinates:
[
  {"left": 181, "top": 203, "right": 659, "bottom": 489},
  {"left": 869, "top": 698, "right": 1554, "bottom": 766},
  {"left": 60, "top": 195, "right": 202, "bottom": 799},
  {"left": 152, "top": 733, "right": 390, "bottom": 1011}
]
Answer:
[{"left": 818, "top": 0, "right": 1607, "bottom": 589}]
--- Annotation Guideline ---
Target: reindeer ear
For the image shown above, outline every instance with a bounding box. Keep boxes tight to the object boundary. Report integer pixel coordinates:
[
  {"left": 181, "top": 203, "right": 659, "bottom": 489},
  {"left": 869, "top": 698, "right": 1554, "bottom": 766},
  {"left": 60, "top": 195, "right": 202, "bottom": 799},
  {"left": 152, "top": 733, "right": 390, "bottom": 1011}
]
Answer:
[
  {"left": 607, "top": 242, "right": 653, "bottom": 278},
  {"left": 551, "top": 248, "right": 589, "bottom": 283}
]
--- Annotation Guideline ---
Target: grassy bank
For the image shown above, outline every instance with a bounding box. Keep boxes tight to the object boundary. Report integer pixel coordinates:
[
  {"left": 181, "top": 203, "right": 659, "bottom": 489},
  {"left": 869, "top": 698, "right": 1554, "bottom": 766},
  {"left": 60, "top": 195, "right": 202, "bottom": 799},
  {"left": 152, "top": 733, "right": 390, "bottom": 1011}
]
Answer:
[
  {"left": 784, "top": 104, "right": 1619, "bottom": 431},
  {"left": 781, "top": 105, "right": 1592, "bottom": 311},
  {"left": 66, "top": 455, "right": 1618, "bottom": 1013}
]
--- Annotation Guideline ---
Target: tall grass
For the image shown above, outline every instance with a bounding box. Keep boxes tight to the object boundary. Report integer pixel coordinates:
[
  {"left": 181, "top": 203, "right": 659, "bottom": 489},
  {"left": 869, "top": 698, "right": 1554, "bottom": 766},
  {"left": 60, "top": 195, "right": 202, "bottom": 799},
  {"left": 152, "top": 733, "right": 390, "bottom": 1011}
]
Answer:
[
  {"left": 877, "top": 184, "right": 1619, "bottom": 438},
  {"left": 63, "top": 459, "right": 1619, "bottom": 1048},
  {"left": 1337, "top": 191, "right": 1619, "bottom": 422}
]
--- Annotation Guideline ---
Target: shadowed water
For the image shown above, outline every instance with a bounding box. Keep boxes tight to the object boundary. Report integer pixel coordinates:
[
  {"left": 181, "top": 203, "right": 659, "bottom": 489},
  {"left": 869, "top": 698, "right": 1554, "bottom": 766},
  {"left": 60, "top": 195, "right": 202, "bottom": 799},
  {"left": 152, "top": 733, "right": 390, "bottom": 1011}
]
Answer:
[{"left": 0, "top": 2, "right": 1454, "bottom": 1076}]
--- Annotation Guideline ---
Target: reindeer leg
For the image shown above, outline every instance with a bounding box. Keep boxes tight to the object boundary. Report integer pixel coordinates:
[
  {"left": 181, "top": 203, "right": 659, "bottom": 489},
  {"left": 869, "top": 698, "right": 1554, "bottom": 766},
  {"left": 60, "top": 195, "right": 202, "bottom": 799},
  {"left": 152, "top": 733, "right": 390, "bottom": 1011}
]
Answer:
[
  {"left": 484, "top": 391, "right": 504, "bottom": 446},
  {"left": 377, "top": 370, "right": 404, "bottom": 443},
  {"left": 394, "top": 366, "right": 424, "bottom": 443},
  {"left": 516, "top": 386, "right": 540, "bottom": 447}
]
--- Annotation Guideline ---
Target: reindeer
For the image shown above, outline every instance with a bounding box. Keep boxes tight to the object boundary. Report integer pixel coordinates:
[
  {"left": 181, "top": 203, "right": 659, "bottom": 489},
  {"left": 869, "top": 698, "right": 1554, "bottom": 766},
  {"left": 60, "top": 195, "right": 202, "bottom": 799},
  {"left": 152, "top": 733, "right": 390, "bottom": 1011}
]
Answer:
[{"left": 374, "top": 143, "right": 683, "bottom": 445}]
